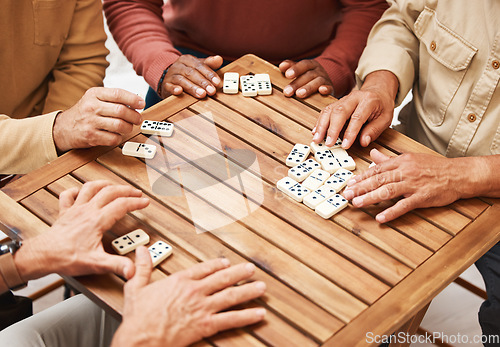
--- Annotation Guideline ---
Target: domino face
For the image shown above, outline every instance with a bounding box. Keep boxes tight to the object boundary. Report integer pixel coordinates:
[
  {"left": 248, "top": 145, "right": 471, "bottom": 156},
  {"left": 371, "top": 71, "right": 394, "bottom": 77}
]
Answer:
[
  {"left": 148, "top": 241, "right": 173, "bottom": 267},
  {"left": 288, "top": 158, "right": 321, "bottom": 182},
  {"left": 223, "top": 72, "right": 239, "bottom": 94},
  {"left": 112, "top": 229, "right": 150, "bottom": 255},
  {"left": 276, "top": 177, "right": 311, "bottom": 202},
  {"left": 303, "top": 185, "right": 337, "bottom": 209},
  {"left": 321, "top": 158, "right": 341, "bottom": 174},
  {"left": 315, "top": 194, "right": 348, "bottom": 219},
  {"left": 314, "top": 149, "right": 334, "bottom": 163},
  {"left": 240, "top": 75, "right": 257, "bottom": 97},
  {"left": 336, "top": 156, "right": 356, "bottom": 170},
  {"left": 255, "top": 73, "right": 272, "bottom": 95},
  {"left": 310, "top": 139, "right": 342, "bottom": 153},
  {"left": 141, "top": 120, "right": 174, "bottom": 137},
  {"left": 324, "top": 168, "right": 354, "bottom": 192},
  {"left": 286, "top": 144, "right": 311, "bottom": 167},
  {"left": 122, "top": 142, "right": 157, "bottom": 159},
  {"left": 302, "top": 169, "right": 330, "bottom": 191}
]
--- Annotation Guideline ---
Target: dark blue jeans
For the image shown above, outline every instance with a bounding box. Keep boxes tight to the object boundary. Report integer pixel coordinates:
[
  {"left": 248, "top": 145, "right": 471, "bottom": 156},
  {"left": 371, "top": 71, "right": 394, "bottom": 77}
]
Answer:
[
  {"left": 145, "top": 47, "right": 230, "bottom": 109},
  {"left": 476, "top": 241, "right": 500, "bottom": 346}
]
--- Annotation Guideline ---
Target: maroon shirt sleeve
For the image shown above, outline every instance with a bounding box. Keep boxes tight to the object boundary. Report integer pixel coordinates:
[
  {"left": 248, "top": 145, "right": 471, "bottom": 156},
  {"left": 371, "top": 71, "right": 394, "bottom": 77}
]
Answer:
[{"left": 315, "top": 0, "right": 389, "bottom": 97}]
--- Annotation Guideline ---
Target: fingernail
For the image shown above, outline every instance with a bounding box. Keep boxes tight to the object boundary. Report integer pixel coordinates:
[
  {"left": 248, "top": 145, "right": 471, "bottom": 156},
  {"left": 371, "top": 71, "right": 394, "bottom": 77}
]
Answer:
[
  {"left": 326, "top": 136, "right": 333, "bottom": 146},
  {"left": 342, "top": 138, "right": 351, "bottom": 149},
  {"left": 196, "top": 88, "right": 205, "bottom": 97},
  {"left": 376, "top": 214, "right": 386, "bottom": 223},
  {"left": 255, "top": 281, "right": 266, "bottom": 291},
  {"left": 283, "top": 86, "right": 293, "bottom": 95},
  {"left": 297, "top": 89, "right": 306, "bottom": 97},
  {"left": 352, "top": 196, "right": 363, "bottom": 207},
  {"left": 212, "top": 76, "right": 221, "bottom": 85},
  {"left": 245, "top": 263, "right": 256, "bottom": 273},
  {"left": 174, "top": 86, "right": 182, "bottom": 94},
  {"left": 138, "top": 100, "right": 145, "bottom": 108},
  {"left": 206, "top": 85, "right": 216, "bottom": 94},
  {"left": 285, "top": 70, "right": 294, "bottom": 78},
  {"left": 343, "top": 189, "right": 354, "bottom": 200},
  {"left": 256, "top": 308, "right": 267, "bottom": 318},
  {"left": 312, "top": 126, "right": 316, "bottom": 134},
  {"left": 347, "top": 179, "right": 356, "bottom": 186},
  {"left": 363, "top": 135, "right": 372, "bottom": 146},
  {"left": 221, "top": 258, "right": 230, "bottom": 267}
]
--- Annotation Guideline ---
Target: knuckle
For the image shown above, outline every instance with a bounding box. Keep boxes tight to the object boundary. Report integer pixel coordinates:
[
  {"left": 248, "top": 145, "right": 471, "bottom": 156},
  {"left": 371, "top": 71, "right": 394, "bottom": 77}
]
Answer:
[
  {"left": 375, "top": 174, "right": 386, "bottom": 186},
  {"left": 385, "top": 184, "right": 396, "bottom": 197},
  {"left": 184, "top": 67, "right": 196, "bottom": 77}
]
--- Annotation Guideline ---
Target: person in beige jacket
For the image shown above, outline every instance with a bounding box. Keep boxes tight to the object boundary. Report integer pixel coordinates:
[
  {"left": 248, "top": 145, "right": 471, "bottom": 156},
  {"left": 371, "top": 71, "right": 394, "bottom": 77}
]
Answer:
[
  {"left": 314, "top": 0, "right": 500, "bottom": 344},
  {"left": 0, "top": 0, "right": 145, "bottom": 175}
]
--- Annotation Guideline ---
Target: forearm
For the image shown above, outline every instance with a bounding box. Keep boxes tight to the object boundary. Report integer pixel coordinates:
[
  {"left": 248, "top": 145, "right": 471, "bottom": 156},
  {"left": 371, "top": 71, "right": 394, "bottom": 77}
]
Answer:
[{"left": 453, "top": 155, "right": 500, "bottom": 199}]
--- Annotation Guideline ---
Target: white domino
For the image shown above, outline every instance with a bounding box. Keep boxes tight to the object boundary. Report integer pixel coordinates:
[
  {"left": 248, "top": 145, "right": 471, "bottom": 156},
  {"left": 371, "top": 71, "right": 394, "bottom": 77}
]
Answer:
[
  {"left": 321, "top": 158, "right": 341, "bottom": 174},
  {"left": 336, "top": 156, "right": 356, "bottom": 170},
  {"left": 303, "top": 185, "right": 337, "bottom": 209},
  {"left": 310, "top": 139, "right": 342, "bottom": 153},
  {"left": 255, "top": 73, "right": 272, "bottom": 95},
  {"left": 141, "top": 120, "right": 174, "bottom": 137},
  {"left": 277, "top": 177, "right": 311, "bottom": 202},
  {"left": 324, "top": 168, "right": 354, "bottom": 192},
  {"left": 302, "top": 169, "right": 330, "bottom": 191},
  {"left": 112, "top": 229, "right": 150, "bottom": 255},
  {"left": 240, "top": 75, "right": 257, "bottom": 97},
  {"left": 122, "top": 142, "right": 157, "bottom": 159},
  {"left": 288, "top": 159, "right": 321, "bottom": 182},
  {"left": 314, "top": 149, "right": 334, "bottom": 163},
  {"left": 286, "top": 144, "right": 311, "bottom": 167},
  {"left": 148, "top": 240, "right": 173, "bottom": 267},
  {"left": 315, "top": 194, "right": 349, "bottom": 219},
  {"left": 223, "top": 72, "right": 239, "bottom": 94}
]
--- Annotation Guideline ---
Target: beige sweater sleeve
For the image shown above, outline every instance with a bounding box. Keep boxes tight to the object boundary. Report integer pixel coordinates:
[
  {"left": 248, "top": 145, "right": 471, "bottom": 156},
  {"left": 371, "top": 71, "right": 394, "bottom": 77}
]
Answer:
[{"left": 0, "top": 112, "right": 59, "bottom": 175}]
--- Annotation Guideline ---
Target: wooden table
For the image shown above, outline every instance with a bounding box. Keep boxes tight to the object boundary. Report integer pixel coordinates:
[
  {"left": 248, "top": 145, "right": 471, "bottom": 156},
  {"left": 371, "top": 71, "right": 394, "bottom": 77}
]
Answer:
[{"left": 1, "top": 54, "right": 500, "bottom": 346}]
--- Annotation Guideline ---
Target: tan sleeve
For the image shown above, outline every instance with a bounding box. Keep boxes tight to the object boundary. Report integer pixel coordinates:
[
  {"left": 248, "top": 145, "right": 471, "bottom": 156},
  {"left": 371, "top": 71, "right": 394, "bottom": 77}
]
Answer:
[
  {"left": 355, "top": 0, "right": 425, "bottom": 106},
  {"left": 0, "top": 112, "right": 59, "bottom": 175}
]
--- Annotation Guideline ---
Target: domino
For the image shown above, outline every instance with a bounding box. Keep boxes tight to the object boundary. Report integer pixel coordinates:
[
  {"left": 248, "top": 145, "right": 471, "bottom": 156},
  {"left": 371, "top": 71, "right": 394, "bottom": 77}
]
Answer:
[
  {"left": 303, "top": 185, "right": 337, "bottom": 209},
  {"left": 288, "top": 158, "right": 321, "bottom": 182},
  {"left": 321, "top": 158, "right": 341, "bottom": 174},
  {"left": 314, "top": 149, "right": 334, "bottom": 163},
  {"left": 240, "top": 75, "right": 257, "bottom": 97},
  {"left": 255, "top": 73, "right": 272, "bottom": 95},
  {"left": 112, "top": 229, "right": 150, "bottom": 255},
  {"left": 148, "top": 240, "right": 173, "bottom": 267},
  {"left": 122, "top": 142, "right": 157, "bottom": 159},
  {"left": 323, "top": 168, "right": 354, "bottom": 192},
  {"left": 315, "top": 194, "right": 349, "bottom": 219},
  {"left": 277, "top": 176, "right": 311, "bottom": 202},
  {"left": 286, "top": 144, "right": 311, "bottom": 167},
  {"left": 141, "top": 120, "right": 174, "bottom": 137},
  {"left": 223, "top": 72, "right": 239, "bottom": 94},
  {"left": 336, "top": 155, "right": 356, "bottom": 170},
  {"left": 302, "top": 169, "right": 330, "bottom": 191},
  {"left": 310, "top": 139, "right": 342, "bottom": 153}
]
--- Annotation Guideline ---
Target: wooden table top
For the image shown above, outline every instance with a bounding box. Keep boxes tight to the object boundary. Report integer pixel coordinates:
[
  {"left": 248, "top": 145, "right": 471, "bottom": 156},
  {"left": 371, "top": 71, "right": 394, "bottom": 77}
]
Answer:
[{"left": 2, "top": 54, "right": 500, "bottom": 346}]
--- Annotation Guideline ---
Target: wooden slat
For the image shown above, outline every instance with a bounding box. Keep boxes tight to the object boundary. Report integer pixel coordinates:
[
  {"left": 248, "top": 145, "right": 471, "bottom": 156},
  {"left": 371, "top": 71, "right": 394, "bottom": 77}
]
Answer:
[
  {"left": 173, "top": 107, "right": 411, "bottom": 286},
  {"left": 72, "top": 160, "right": 342, "bottom": 342},
  {"left": 324, "top": 204, "right": 500, "bottom": 346},
  {"left": 0, "top": 94, "right": 198, "bottom": 202}
]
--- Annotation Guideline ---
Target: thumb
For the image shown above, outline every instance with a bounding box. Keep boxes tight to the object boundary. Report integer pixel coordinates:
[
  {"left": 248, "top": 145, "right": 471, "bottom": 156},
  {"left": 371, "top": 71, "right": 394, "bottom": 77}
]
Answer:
[
  {"left": 127, "top": 246, "right": 152, "bottom": 289},
  {"left": 359, "top": 112, "right": 393, "bottom": 147},
  {"left": 370, "top": 148, "right": 391, "bottom": 164},
  {"left": 97, "top": 252, "right": 136, "bottom": 280},
  {"left": 204, "top": 55, "right": 223, "bottom": 70},
  {"left": 58, "top": 187, "right": 80, "bottom": 215}
]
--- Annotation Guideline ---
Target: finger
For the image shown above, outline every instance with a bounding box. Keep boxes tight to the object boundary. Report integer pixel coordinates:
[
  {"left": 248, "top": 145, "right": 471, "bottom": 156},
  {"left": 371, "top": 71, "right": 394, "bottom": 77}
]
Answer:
[
  {"left": 203, "top": 56, "right": 223, "bottom": 85},
  {"left": 313, "top": 104, "right": 335, "bottom": 143},
  {"left": 284, "top": 59, "right": 316, "bottom": 79},
  {"left": 91, "top": 185, "right": 144, "bottom": 208},
  {"left": 94, "top": 252, "right": 136, "bottom": 280},
  {"left": 58, "top": 187, "right": 80, "bottom": 215},
  {"left": 359, "top": 112, "right": 393, "bottom": 147},
  {"left": 347, "top": 153, "right": 399, "bottom": 186},
  {"left": 370, "top": 148, "right": 391, "bottom": 165},
  {"left": 98, "top": 197, "right": 150, "bottom": 231},
  {"left": 163, "top": 82, "right": 184, "bottom": 96},
  {"left": 87, "top": 129, "right": 122, "bottom": 148},
  {"left": 319, "top": 84, "right": 334, "bottom": 95},
  {"left": 93, "top": 102, "right": 143, "bottom": 126},
  {"left": 126, "top": 246, "right": 152, "bottom": 289},
  {"left": 278, "top": 60, "right": 294, "bottom": 73},
  {"left": 341, "top": 99, "right": 380, "bottom": 150},
  {"left": 324, "top": 96, "right": 360, "bottom": 147},
  {"left": 351, "top": 182, "right": 405, "bottom": 208},
  {"left": 376, "top": 196, "right": 420, "bottom": 223},
  {"left": 94, "top": 116, "right": 134, "bottom": 135},
  {"left": 183, "top": 258, "right": 231, "bottom": 280},
  {"left": 90, "top": 87, "right": 146, "bottom": 110},
  {"left": 169, "top": 74, "right": 207, "bottom": 98},
  {"left": 294, "top": 76, "right": 329, "bottom": 99},
  {"left": 200, "top": 262, "right": 256, "bottom": 295},
  {"left": 209, "top": 281, "right": 266, "bottom": 312},
  {"left": 74, "top": 180, "right": 113, "bottom": 205},
  {"left": 210, "top": 308, "right": 266, "bottom": 334}
]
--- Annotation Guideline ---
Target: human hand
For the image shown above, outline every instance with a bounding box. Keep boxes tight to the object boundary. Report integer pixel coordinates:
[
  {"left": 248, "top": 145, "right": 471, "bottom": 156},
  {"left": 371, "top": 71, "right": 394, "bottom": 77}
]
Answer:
[
  {"left": 53, "top": 87, "right": 145, "bottom": 152},
  {"left": 312, "top": 70, "right": 398, "bottom": 149},
  {"left": 342, "top": 149, "right": 465, "bottom": 223},
  {"left": 113, "top": 251, "right": 266, "bottom": 347},
  {"left": 279, "top": 59, "right": 333, "bottom": 98},
  {"left": 16, "top": 181, "right": 150, "bottom": 282},
  {"left": 159, "top": 55, "right": 223, "bottom": 99}
]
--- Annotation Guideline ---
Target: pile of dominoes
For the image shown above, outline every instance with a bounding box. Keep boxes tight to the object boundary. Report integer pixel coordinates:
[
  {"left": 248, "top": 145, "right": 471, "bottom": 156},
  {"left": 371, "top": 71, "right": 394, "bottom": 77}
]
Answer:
[
  {"left": 111, "top": 229, "right": 173, "bottom": 267},
  {"left": 277, "top": 140, "right": 356, "bottom": 219},
  {"left": 223, "top": 72, "right": 272, "bottom": 96}
]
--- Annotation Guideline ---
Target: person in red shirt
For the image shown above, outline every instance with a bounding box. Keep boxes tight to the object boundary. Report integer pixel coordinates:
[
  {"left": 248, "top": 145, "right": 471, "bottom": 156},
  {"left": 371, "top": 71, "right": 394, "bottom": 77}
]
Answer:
[{"left": 104, "top": 0, "right": 388, "bottom": 107}]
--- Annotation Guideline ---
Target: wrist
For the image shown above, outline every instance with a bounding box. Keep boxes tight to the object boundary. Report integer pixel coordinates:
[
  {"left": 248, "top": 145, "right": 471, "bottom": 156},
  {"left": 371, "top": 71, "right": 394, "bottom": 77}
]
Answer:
[
  {"left": 450, "top": 157, "right": 488, "bottom": 199},
  {"left": 52, "top": 111, "right": 70, "bottom": 154},
  {"left": 13, "top": 236, "right": 53, "bottom": 283},
  {"left": 361, "top": 70, "right": 399, "bottom": 102}
]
